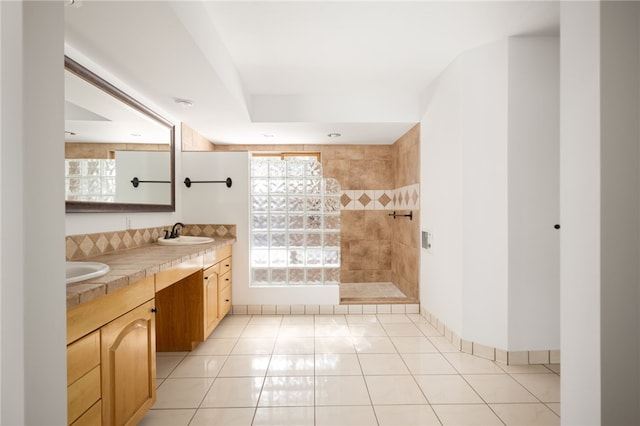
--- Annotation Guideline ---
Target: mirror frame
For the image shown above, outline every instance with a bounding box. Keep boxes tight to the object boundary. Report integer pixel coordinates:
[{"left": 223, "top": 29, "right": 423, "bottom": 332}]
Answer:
[{"left": 65, "top": 56, "right": 176, "bottom": 213}]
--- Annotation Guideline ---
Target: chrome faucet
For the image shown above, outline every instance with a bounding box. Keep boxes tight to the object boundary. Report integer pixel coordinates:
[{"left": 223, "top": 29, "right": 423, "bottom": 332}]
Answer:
[{"left": 166, "top": 222, "right": 185, "bottom": 239}]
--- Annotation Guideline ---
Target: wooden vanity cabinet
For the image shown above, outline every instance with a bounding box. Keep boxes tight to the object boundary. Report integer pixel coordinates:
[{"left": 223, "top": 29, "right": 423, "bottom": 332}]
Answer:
[
  {"left": 66, "top": 276, "right": 156, "bottom": 426},
  {"left": 202, "top": 246, "right": 233, "bottom": 339}
]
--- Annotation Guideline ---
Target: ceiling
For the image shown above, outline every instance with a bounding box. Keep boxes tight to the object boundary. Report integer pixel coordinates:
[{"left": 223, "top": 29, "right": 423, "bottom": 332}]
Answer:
[{"left": 64, "top": 1, "right": 560, "bottom": 146}]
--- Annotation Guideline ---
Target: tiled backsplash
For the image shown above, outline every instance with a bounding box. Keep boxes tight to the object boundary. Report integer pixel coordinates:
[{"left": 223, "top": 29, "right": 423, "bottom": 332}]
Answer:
[{"left": 66, "top": 224, "right": 236, "bottom": 261}]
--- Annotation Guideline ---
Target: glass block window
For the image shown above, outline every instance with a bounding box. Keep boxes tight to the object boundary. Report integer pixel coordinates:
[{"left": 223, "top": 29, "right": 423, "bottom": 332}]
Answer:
[
  {"left": 65, "top": 159, "right": 116, "bottom": 202},
  {"left": 250, "top": 157, "right": 341, "bottom": 286}
]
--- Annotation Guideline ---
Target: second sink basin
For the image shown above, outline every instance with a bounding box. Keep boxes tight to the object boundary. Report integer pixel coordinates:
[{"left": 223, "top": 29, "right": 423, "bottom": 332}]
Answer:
[
  {"left": 157, "top": 236, "right": 215, "bottom": 246},
  {"left": 66, "top": 262, "right": 110, "bottom": 284}
]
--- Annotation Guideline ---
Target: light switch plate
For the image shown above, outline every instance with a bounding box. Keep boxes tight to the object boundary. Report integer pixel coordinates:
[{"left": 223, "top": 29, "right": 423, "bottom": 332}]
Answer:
[{"left": 422, "top": 230, "right": 432, "bottom": 251}]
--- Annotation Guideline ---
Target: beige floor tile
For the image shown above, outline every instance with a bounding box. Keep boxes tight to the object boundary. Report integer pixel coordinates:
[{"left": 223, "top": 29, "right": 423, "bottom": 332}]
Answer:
[
  {"left": 428, "top": 336, "right": 461, "bottom": 352},
  {"left": 209, "top": 325, "right": 245, "bottom": 338},
  {"left": 267, "top": 354, "right": 315, "bottom": 376},
  {"left": 273, "top": 336, "right": 315, "bottom": 354},
  {"left": 416, "top": 323, "right": 441, "bottom": 336},
  {"left": 443, "top": 352, "right": 505, "bottom": 374},
  {"left": 511, "top": 373, "right": 561, "bottom": 402},
  {"left": 406, "top": 313, "right": 430, "bottom": 324},
  {"left": 190, "top": 338, "right": 237, "bottom": 356},
  {"left": 314, "top": 315, "right": 347, "bottom": 326},
  {"left": 365, "top": 375, "right": 427, "bottom": 405},
  {"left": 315, "top": 376, "right": 371, "bottom": 406},
  {"left": 546, "top": 403, "right": 561, "bottom": 416},
  {"left": 241, "top": 324, "right": 280, "bottom": 338},
  {"left": 497, "top": 363, "right": 554, "bottom": 374},
  {"left": 156, "top": 356, "right": 184, "bottom": 379},
  {"left": 221, "top": 315, "right": 252, "bottom": 326},
  {"left": 352, "top": 336, "right": 398, "bottom": 353},
  {"left": 315, "top": 336, "right": 356, "bottom": 353},
  {"left": 315, "top": 354, "right": 362, "bottom": 375},
  {"left": 346, "top": 314, "right": 380, "bottom": 324},
  {"left": 377, "top": 314, "right": 413, "bottom": 324},
  {"left": 546, "top": 364, "right": 561, "bottom": 374},
  {"left": 414, "top": 374, "right": 483, "bottom": 404},
  {"left": 278, "top": 324, "right": 315, "bottom": 337},
  {"left": 315, "top": 324, "right": 351, "bottom": 337},
  {"left": 348, "top": 324, "right": 387, "bottom": 337},
  {"left": 138, "top": 408, "right": 195, "bottom": 426},
  {"left": 375, "top": 405, "right": 441, "bottom": 426},
  {"left": 253, "top": 406, "right": 314, "bottom": 426},
  {"left": 382, "top": 323, "right": 424, "bottom": 337},
  {"left": 316, "top": 405, "right": 378, "bottom": 426},
  {"left": 432, "top": 404, "right": 504, "bottom": 425},
  {"left": 200, "top": 377, "right": 263, "bottom": 408},
  {"left": 358, "top": 353, "right": 410, "bottom": 375},
  {"left": 391, "top": 336, "right": 439, "bottom": 353},
  {"left": 189, "top": 407, "right": 255, "bottom": 426},
  {"left": 218, "top": 355, "right": 270, "bottom": 377},
  {"left": 230, "top": 338, "right": 276, "bottom": 355},
  {"left": 281, "top": 315, "right": 314, "bottom": 325},
  {"left": 153, "top": 378, "right": 214, "bottom": 409},
  {"left": 169, "top": 355, "right": 226, "bottom": 378},
  {"left": 464, "top": 374, "right": 539, "bottom": 403},
  {"left": 490, "top": 403, "right": 560, "bottom": 425},
  {"left": 248, "top": 315, "right": 283, "bottom": 326},
  {"left": 259, "top": 376, "right": 315, "bottom": 407},
  {"left": 401, "top": 353, "right": 458, "bottom": 375}
]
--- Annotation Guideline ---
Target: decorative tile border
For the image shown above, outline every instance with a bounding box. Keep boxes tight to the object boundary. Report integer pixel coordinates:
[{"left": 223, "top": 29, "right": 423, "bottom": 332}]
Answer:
[
  {"left": 66, "top": 224, "right": 236, "bottom": 261},
  {"left": 232, "top": 303, "right": 420, "bottom": 316},
  {"left": 420, "top": 307, "right": 560, "bottom": 366},
  {"left": 340, "top": 184, "right": 420, "bottom": 211}
]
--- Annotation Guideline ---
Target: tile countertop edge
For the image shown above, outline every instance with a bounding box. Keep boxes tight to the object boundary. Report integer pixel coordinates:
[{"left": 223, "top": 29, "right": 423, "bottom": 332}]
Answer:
[{"left": 66, "top": 237, "right": 236, "bottom": 310}]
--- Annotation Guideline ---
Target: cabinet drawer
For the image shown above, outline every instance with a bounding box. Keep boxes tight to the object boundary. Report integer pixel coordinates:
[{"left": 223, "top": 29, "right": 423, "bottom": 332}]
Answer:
[
  {"left": 67, "top": 330, "right": 100, "bottom": 385},
  {"left": 218, "top": 284, "right": 232, "bottom": 318},
  {"left": 219, "top": 270, "right": 232, "bottom": 291},
  {"left": 68, "top": 365, "right": 101, "bottom": 424},
  {"left": 204, "top": 245, "right": 232, "bottom": 268},
  {"left": 203, "top": 263, "right": 220, "bottom": 281},
  {"left": 70, "top": 400, "right": 101, "bottom": 426},
  {"left": 219, "top": 257, "right": 232, "bottom": 276}
]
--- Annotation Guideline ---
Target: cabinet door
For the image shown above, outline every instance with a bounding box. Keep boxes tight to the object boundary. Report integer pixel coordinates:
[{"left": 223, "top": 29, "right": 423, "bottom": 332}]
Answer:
[
  {"left": 204, "top": 265, "right": 219, "bottom": 337},
  {"left": 101, "top": 300, "right": 156, "bottom": 426}
]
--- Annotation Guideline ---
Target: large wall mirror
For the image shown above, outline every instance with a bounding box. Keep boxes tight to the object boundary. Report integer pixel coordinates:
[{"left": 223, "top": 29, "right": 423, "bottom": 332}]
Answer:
[{"left": 65, "top": 56, "right": 175, "bottom": 213}]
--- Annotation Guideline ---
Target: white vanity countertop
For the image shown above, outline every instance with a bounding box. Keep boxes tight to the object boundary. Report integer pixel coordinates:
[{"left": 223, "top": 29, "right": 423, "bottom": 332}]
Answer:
[{"left": 66, "top": 236, "right": 236, "bottom": 309}]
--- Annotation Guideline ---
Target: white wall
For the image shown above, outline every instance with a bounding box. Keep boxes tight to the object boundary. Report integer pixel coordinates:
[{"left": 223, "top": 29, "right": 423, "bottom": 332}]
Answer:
[
  {"left": 420, "top": 37, "right": 560, "bottom": 352},
  {"left": 1, "top": 2, "right": 67, "bottom": 423},
  {"left": 560, "top": 2, "right": 640, "bottom": 424},
  {"left": 507, "top": 37, "right": 560, "bottom": 350},
  {"left": 115, "top": 151, "right": 171, "bottom": 204},
  {"left": 181, "top": 152, "right": 339, "bottom": 305}
]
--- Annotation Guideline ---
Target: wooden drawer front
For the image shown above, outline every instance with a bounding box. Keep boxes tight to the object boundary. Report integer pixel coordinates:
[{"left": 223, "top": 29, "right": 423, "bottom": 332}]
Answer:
[
  {"left": 70, "top": 400, "right": 101, "bottom": 426},
  {"left": 68, "top": 330, "right": 100, "bottom": 385},
  {"left": 204, "top": 245, "right": 232, "bottom": 268},
  {"left": 203, "top": 263, "right": 220, "bottom": 281},
  {"left": 68, "top": 365, "right": 101, "bottom": 424},
  {"left": 219, "top": 270, "right": 232, "bottom": 291},
  {"left": 218, "top": 284, "right": 232, "bottom": 318},
  {"left": 219, "top": 257, "right": 232, "bottom": 276}
]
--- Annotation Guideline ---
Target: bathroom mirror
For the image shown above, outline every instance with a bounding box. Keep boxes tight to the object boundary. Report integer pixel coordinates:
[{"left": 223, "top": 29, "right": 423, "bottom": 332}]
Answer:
[{"left": 65, "top": 56, "right": 175, "bottom": 213}]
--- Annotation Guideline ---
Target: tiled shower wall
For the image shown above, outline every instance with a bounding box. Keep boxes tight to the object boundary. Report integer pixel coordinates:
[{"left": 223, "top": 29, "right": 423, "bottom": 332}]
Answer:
[{"left": 212, "top": 123, "right": 421, "bottom": 297}]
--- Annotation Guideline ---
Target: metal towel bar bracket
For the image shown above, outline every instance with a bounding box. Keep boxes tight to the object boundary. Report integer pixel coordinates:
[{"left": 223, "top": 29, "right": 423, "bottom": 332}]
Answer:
[{"left": 388, "top": 211, "right": 413, "bottom": 220}]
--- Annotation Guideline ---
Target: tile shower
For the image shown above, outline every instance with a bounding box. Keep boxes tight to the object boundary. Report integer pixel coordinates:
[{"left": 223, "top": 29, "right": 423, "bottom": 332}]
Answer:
[{"left": 216, "top": 124, "right": 421, "bottom": 303}]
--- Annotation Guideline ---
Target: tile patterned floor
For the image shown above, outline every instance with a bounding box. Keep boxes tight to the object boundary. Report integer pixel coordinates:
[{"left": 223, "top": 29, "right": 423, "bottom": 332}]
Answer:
[{"left": 140, "top": 314, "right": 560, "bottom": 426}]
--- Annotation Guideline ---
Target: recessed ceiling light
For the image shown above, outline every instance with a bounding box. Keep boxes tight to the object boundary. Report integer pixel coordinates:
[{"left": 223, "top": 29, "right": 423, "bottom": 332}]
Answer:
[
  {"left": 130, "top": 133, "right": 141, "bottom": 137},
  {"left": 65, "top": 130, "right": 76, "bottom": 136},
  {"left": 174, "top": 99, "right": 193, "bottom": 107},
  {"left": 262, "top": 133, "right": 275, "bottom": 138},
  {"left": 327, "top": 132, "right": 341, "bottom": 138}
]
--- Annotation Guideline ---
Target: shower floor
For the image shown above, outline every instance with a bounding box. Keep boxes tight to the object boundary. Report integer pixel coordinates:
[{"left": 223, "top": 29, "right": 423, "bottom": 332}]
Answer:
[{"left": 340, "top": 282, "right": 418, "bottom": 304}]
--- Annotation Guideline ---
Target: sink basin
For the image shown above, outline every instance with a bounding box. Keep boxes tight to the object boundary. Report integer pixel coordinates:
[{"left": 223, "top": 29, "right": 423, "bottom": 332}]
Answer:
[
  {"left": 66, "top": 262, "right": 110, "bottom": 284},
  {"left": 157, "top": 236, "right": 214, "bottom": 246}
]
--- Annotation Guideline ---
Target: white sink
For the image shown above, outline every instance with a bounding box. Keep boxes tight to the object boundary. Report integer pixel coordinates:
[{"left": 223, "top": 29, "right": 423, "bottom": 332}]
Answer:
[
  {"left": 157, "top": 236, "right": 214, "bottom": 246},
  {"left": 66, "top": 262, "right": 110, "bottom": 284}
]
